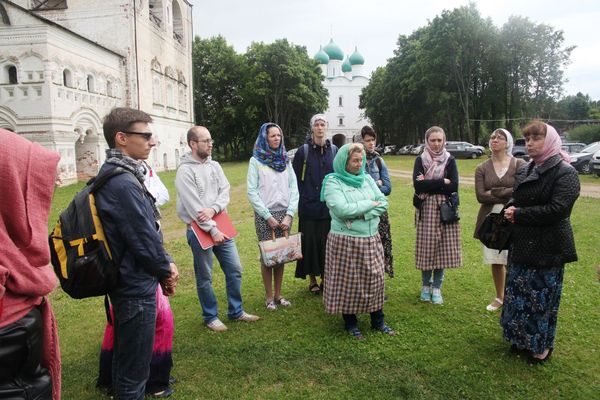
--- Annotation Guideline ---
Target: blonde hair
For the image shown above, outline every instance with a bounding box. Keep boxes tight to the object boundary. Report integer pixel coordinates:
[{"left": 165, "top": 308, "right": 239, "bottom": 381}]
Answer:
[{"left": 348, "top": 142, "right": 364, "bottom": 156}]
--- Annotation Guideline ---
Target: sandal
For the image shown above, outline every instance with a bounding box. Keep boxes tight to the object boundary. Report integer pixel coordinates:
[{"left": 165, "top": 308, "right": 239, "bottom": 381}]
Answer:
[
  {"left": 265, "top": 300, "right": 277, "bottom": 311},
  {"left": 309, "top": 283, "right": 321, "bottom": 294},
  {"left": 373, "top": 324, "right": 398, "bottom": 336},
  {"left": 275, "top": 297, "right": 291, "bottom": 307},
  {"left": 347, "top": 327, "right": 364, "bottom": 340},
  {"left": 486, "top": 298, "right": 504, "bottom": 311}
]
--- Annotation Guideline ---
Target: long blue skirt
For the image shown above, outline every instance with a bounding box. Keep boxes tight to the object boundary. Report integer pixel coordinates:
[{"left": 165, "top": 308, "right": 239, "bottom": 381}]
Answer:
[{"left": 500, "top": 264, "right": 564, "bottom": 354}]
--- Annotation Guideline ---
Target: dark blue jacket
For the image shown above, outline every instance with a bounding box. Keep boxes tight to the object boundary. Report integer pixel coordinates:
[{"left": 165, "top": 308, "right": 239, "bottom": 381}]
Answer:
[
  {"left": 95, "top": 163, "right": 172, "bottom": 298},
  {"left": 292, "top": 138, "right": 336, "bottom": 220}
]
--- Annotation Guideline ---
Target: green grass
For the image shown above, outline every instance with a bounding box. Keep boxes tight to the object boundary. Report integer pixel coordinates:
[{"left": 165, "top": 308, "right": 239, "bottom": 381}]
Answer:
[{"left": 49, "top": 160, "right": 600, "bottom": 399}]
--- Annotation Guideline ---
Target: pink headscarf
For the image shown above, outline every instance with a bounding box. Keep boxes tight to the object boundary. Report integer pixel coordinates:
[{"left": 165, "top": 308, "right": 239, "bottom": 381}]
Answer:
[
  {"left": 0, "top": 129, "right": 62, "bottom": 399},
  {"left": 531, "top": 123, "right": 571, "bottom": 165},
  {"left": 420, "top": 126, "right": 450, "bottom": 179}
]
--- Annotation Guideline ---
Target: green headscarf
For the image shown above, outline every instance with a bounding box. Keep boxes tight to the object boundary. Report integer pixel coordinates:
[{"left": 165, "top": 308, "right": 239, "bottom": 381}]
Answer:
[{"left": 320, "top": 143, "right": 366, "bottom": 201}]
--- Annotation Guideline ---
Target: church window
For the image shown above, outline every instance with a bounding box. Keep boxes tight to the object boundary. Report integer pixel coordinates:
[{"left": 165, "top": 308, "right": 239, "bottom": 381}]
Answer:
[
  {"left": 167, "top": 83, "right": 175, "bottom": 107},
  {"left": 338, "top": 118, "right": 344, "bottom": 126},
  {"left": 0, "top": 3, "right": 10, "bottom": 25},
  {"left": 172, "top": 1, "right": 184, "bottom": 44},
  {"left": 338, "top": 96, "right": 343, "bottom": 107},
  {"left": 149, "top": 0, "right": 163, "bottom": 28},
  {"left": 7, "top": 65, "right": 18, "bottom": 84},
  {"left": 153, "top": 76, "right": 162, "bottom": 104},
  {"left": 87, "top": 75, "right": 95, "bottom": 92},
  {"left": 62, "top": 69, "right": 72, "bottom": 87},
  {"left": 31, "top": 1, "right": 67, "bottom": 10},
  {"left": 106, "top": 80, "right": 113, "bottom": 97}
]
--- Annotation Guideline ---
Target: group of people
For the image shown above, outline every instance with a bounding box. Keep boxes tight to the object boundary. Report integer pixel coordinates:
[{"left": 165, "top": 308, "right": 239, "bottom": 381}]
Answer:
[{"left": 0, "top": 104, "right": 580, "bottom": 399}]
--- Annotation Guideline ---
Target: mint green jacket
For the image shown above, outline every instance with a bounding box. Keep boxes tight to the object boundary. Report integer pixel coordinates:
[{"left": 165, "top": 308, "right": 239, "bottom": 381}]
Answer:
[{"left": 323, "top": 175, "right": 388, "bottom": 237}]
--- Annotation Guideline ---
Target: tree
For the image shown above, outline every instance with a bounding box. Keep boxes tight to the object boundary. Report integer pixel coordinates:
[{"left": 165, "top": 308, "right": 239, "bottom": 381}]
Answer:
[
  {"left": 192, "top": 35, "right": 247, "bottom": 159},
  {"left": 244, "top": 39, "right": 328, "bottom": 148}
]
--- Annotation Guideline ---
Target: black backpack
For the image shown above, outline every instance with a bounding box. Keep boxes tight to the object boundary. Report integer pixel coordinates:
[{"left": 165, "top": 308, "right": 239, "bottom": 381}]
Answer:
[{"left": 49, "top": 168, "right": 127, "bottom": 299}]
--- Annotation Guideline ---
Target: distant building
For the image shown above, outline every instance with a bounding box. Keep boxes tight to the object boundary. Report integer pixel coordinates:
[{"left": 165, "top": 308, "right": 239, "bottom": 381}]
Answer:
[
  {"left": 0, "top": 0, "right": 193, "bottom": 184},
  {"left": 314, "top": 38, "right": 370, "bottom": 145}
]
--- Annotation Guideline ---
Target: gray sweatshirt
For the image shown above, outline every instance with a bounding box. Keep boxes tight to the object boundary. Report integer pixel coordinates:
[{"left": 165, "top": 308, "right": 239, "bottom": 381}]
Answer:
[{"left": 175, "top": 152, "right": 230, "bottom": 234}]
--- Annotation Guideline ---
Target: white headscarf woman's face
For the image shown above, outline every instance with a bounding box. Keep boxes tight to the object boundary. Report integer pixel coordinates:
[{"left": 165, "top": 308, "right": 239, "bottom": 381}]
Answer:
[{"left": 489, "top": 128, "right": 513, "bottom": 156}]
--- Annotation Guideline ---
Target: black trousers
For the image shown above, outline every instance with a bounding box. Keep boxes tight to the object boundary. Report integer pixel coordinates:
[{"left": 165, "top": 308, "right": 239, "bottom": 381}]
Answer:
[
  {"left": 342, "top": 309, "right": 384, "bottom": 330},
  {"left": 0, "top": 307, "right": 52, "bottom": 400}
]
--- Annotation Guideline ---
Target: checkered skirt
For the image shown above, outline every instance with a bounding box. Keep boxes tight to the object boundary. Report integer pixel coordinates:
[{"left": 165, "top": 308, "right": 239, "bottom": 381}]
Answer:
[
  {"left": 415, "top": 193, "right": 462, "bottom": 270},
  {"left": 323, "top": 233, "right": 385, "bottom": 314}
]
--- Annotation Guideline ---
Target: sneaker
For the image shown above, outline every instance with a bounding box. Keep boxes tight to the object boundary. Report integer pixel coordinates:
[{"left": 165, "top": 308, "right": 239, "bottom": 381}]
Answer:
[
  {"left": 420, "top": 286, "right": 431, "bottom": 302},
  {"left": 265, "top": 300, "right": 277, "bottom": 311},
  {"left": 234, "top": 311, "right": 260, "bottom": 322},
  {"left": 275, "top": 297, "right": 291, "bottom": 307},
  {"left": 205, "top": 318, "right": 228, "bottom": 332},
  {"left": 431, "top": 288, "right": 443, "bottom": 305}
]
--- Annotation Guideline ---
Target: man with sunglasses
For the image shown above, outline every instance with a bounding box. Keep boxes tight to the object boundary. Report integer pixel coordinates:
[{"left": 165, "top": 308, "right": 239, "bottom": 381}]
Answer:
[
  {"left": 175, "top": 126, "right": 260, "bottom": 332},
  {"left": 95, "top": 107, "right": 179, "bottom": 399}
]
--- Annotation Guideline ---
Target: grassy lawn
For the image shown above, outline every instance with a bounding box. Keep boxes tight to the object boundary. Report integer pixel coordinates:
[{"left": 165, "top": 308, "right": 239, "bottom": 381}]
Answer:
[{"left": 49, "top": 159, "right": 600, "bottom": 399}]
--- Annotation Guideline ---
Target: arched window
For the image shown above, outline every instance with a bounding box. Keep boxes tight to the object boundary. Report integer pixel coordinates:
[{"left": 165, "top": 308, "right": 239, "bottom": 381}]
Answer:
[
  {"left": 63, "top": 69, "right": 72, "bottom": 87},
  {"left": 172, "top": 0, "right": 183, "bottom": 44},
  {"left": 149, "top": 0, "right": 163, "bottom": 27},
  {"left": 7, "top": 65, "right": 18, "bottom": 84},
  {"left": 153, "top": 76, "right": 162, "bottom": 104},
  {"left": 106, "top": 80, "right": 113, "bottom": 97},
  {"left": 166, "top": 83, "right": 174, "bottom": 107},
  {"left": 87, "top": 75, "right": 95, "bottom": 92}
]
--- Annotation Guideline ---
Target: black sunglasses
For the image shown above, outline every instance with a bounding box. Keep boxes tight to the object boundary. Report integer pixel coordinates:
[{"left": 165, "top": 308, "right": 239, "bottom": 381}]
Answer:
[{"left": 121, "top": 131, "right": 153, "bottom": 140}]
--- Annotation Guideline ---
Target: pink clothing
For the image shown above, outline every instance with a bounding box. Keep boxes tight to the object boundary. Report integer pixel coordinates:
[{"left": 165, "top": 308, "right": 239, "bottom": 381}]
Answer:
[
  {"left": 421, "top": 130, "right": 450, "bottom": 180},
  {"left": 532, "top": 124, "right": 571, "bottom": 165},
  {"left": 0, "top": 129, "right": 61, "bottom": 400}
]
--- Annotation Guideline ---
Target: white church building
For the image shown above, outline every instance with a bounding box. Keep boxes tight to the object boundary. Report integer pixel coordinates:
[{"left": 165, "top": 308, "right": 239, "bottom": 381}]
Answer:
[
  {"left": 314, "top": 38, "right": 370, "bottom": 146},
  {"left": 0, "top": 0, "right": 193, "bottom": 184}
]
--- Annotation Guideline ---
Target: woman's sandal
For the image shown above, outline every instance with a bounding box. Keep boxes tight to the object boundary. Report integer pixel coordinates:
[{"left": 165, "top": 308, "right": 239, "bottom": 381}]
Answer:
[
  {"left": 265, "top": 299, "right": 277, "bottom": 311},
  {"left": 309, "top": 283, "right": 321, "bottom": 294},
  {"left": 528, "top": 348, "right": 553, "bottom": 365},
  {"left": 275, "top": 297, "right": 291, "bottom": 307},
  {"left": 486, "top": 297, "right": 503, "bottom": 311},
  {"left": 374, "top": 324, "right": 398, "bottom": 336},
  {"left": 348, "top": 327, "right": 364, "bottom": 340}
]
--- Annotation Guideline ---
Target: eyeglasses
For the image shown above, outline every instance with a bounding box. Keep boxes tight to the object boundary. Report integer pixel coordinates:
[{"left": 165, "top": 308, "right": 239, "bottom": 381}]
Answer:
[
  {"left": 192, "top": 138, "right": 214, "bottom": 145},
  {"left": 121, "top": 131, "right": 153, "bottom": 140},
  {"left": 490, "top": 135, "right": 506, "bottom": 141}
]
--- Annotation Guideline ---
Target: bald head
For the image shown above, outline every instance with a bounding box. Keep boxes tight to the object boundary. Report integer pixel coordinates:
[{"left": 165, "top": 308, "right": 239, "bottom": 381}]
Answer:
[{"left": 187, "top": 126, "right": 210, "bottom": 147}]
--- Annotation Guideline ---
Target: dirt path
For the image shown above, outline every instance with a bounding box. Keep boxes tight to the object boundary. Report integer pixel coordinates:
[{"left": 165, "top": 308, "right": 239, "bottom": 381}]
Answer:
[{"left": 387, "top": 168, "right": 600, "bottom": 198}]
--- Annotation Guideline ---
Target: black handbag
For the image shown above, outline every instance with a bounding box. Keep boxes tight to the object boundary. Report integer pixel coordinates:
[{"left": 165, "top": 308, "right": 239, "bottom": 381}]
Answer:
[
  {"left": 439, "top": 192, "right": 460, "bottom": 224},
  {"left": 477, "top": 208, "right": 513, "bottom": 251},
  {"left": 0, "top": 307, "right": 53, "bottom": 400}
]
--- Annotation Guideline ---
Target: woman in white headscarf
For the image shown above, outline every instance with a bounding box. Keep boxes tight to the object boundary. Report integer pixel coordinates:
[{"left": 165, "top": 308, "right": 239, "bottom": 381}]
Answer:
[
  {"left": 474, "top": 129, "right": 525, "bottom": 311},
  {"left": 413, "top": 126, "right": 462, "bottom": 305}
]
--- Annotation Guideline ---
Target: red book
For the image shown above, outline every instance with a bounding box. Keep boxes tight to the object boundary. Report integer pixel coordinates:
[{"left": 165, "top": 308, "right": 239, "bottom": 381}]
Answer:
[{"left": 190, "top": 211, "right": 238, "bottom": 250}]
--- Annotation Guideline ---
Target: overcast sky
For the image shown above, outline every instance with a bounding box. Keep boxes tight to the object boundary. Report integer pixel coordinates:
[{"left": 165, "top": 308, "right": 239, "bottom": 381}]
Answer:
[{"left": 192, "top": 0, "right": 600, "bottom": 99}]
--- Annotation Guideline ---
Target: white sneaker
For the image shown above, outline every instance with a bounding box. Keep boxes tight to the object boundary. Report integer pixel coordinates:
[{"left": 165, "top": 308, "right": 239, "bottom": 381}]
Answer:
[
  {"left": 234, "top": 311, "right": 260, "bottom": 322},
  {"left": 205, "top": 318, "right": 228, "bottom": 332}
]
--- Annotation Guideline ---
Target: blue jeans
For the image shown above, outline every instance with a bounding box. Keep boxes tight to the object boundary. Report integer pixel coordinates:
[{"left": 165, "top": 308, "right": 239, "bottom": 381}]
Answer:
[
  {"left": 110, "top": 294, "right": 156, "bottom": 400},
  {"left": 186, "top": 228, "right": 244, "bottom": 323},
  {"left": 422, "top": 269, "right": 445, "bottom": 289}
]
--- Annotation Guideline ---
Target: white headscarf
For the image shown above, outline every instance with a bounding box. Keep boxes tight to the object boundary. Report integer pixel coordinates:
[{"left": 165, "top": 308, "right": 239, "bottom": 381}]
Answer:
[
  {"left": 490, "top": 128, "right": 514, "bottom": 156},
  {"left": 310, "top": 114, "right": 327, "bottom": 127}
]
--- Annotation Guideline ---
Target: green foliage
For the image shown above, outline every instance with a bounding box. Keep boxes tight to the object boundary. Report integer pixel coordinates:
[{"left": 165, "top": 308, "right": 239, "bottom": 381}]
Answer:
[
  {"left": 567, "top": 124, "right": 600, "bottom": 143},
  {"left": 361, "top": 4, "right": 574, "bottom": 144},
  {"left": 192, "top": 36, "right": 327, "bottom": 159},
  {"left": 51, "top": 162, "right": 600, "bottom": 399}
]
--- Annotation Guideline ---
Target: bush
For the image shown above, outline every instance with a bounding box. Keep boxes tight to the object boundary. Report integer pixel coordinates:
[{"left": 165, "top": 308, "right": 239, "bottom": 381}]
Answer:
[{"left": 567, "top": 124, "right": 600, "bottom": 143}]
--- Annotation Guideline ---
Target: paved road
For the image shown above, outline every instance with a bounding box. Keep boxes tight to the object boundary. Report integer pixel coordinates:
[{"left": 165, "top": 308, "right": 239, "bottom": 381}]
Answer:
[{"left": 387, "top": 168, "right": 600, "bottom": 199}]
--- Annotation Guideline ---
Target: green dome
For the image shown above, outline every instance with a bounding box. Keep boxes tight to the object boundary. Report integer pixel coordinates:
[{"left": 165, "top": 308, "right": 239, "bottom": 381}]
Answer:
[
  {"left": 349, "top": 46, "right": 365, "bottom": 65},
  {"left": 314, "top": 46, "right": 330, "bottom": 64},
  {"left": 342, "top": 57, "right": 352, "bottom": 73},
  {"left": 323, "top": 39, "right": 344, "bottom": 61}
]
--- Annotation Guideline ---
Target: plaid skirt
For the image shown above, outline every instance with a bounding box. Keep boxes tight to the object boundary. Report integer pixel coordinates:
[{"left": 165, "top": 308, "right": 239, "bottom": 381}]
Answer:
[
  {"left": 323, "top": 233, "right": 385, "bottom": 314},
  {"left": 415, "top": 193, "right": 462, "bottom": 270}
]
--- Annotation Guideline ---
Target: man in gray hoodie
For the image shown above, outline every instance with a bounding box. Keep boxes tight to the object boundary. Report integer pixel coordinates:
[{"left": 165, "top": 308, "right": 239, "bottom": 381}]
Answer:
[{"left": 175, "top": 126, "right": 259, "bottom": 332}]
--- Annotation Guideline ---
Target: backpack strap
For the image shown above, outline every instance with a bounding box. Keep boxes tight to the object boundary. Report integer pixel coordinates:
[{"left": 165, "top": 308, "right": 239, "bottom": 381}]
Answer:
[
  {"left": 88, "top": 167, "right": 128, "bottom": 193},
  {"left": 375, "top": 157, "right": 383, "bottom": 171},
  {"left": 301, "top": 143, "right": 309, "bottom": 181}
]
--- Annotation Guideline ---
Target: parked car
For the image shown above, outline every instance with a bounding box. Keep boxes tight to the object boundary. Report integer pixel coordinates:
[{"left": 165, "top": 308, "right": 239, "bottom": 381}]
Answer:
[
  {"left": 396, "top": 144, "right": 414, "bottom": 155},
  {"left": 410, "top": 144, "right": 425, "bottom": 155},
  {"left": 590, "top": 149, "right": 600, "bottom": 176},
  {"left": 383, "top": 145, "right": 397, "bottom": 155},
  {"left": 447, "top": 141, "right": 485, "bottom": 153},
  {"left": 512, "top": 138, "right": 527, "bottom": 158},
  {"left": 562, "top": 142, "right": 586, "bottom": 154},
  {"left": 445, "top": 142, "right": 483, "bottom": 159},
  {"left": 568, "top": 141, "right": 600, "bottom": 174}
]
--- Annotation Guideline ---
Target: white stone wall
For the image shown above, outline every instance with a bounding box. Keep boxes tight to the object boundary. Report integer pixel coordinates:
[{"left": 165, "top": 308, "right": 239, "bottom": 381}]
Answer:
[{"left": 322, "top": 75, "right": 370, "bottom": 144}]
